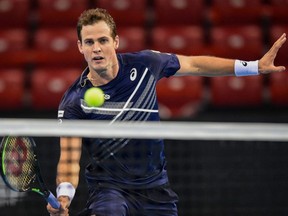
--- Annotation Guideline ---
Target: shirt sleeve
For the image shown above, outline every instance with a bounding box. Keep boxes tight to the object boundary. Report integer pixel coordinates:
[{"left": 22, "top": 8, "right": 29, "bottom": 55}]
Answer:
[
  {"left": 57, "top": 91, "right": 84, "bottom": 120},
  {"left": 141, "top": 50, "right": 181, "bottom": 80}
]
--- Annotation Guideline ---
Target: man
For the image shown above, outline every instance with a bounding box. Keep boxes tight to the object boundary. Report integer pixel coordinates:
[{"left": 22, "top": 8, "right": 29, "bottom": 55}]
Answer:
[{"left": 47, "top": 8, "right": 286, "bottom": 216}]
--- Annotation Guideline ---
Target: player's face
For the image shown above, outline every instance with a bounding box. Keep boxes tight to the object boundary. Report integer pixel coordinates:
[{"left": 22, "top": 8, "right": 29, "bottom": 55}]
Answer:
[{"left": 78, "top": 21, "right": 119, "bottom": 76}]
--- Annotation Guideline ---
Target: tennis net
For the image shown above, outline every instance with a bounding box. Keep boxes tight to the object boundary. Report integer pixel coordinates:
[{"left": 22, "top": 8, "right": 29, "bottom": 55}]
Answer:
[{"left": 0, "top": 119, "right": 288, "bottom": 216}]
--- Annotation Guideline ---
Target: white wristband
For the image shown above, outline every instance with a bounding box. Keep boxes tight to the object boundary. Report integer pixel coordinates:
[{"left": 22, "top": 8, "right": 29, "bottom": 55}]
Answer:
[
  {"left": 56, "top": 182, "right": 76, "bottom": 204},
  {"left": 234, "top": 60, "right": 259, "bottom": 76}
]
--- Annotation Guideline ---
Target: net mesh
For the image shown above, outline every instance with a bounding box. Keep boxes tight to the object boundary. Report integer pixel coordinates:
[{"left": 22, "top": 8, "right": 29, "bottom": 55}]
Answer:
[{"left": 0, "top": 120, "right": 288, "bottom": 216}]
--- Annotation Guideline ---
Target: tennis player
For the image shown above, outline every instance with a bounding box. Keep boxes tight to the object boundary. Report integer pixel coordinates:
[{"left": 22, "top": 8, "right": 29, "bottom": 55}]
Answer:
[{"left": 47, "top": 8, "right": 286, "bottom": 216}]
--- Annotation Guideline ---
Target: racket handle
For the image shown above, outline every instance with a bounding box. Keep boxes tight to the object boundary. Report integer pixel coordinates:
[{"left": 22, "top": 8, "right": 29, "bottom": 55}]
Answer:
[{"left": 46, "top": 191, "right": 61, "bottom": 209}]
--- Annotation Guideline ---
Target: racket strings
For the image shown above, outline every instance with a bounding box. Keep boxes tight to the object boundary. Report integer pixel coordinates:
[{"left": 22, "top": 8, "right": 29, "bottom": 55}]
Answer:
[{"left": 3, "top": 137, "right": 37, "bottom": 191}]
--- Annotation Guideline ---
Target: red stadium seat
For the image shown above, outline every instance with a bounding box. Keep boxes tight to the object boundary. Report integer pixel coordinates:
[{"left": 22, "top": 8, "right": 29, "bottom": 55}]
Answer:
[
  {"left": 0, "top": 29, "right": 29, "bottom": 67},
  {"left": 267, "top": 0, "right": 288, "bottom": 24},
  {"left": 210, "top": 76, "right": 263, "bottom": 107},
  {"left": 269, "top": 25, "right": 288, "bottom": 65},
  {"left": 157, "top": 76, "right": 204, "bottom": 119},
  {"left": 0, "top": 0, "right": 30, "bottom": 28},
  {"left": 0, "top": 29, "right": 28, "bottom": 53},
  {"left": 31, "top": 68, "right": 81, "bottom": 110},
  {"left": 117, "top": 27, "right": 146, "bottom": 53},
  {"left": 33, "top": 28, "right": 83, "bottom": 67},
  {"left": 209, "top": 0, "right": 264, "bottom": 25},
  {"left": 37, "top": 0, "right": 88, "bottom": 27},
  {"left": 268, "top": 71, "right": 288, "bottom": 106},
  {"left": 95, "top": 0, "right": 147, "bottom": 26},
  {"left": 0, "top": 69, "right": 25, "bottom": 110},
  {"left": 154, "top": 0, "right": 205, "bottom": 25},
  {"left": 151, "top": 26, "right": 205, "bottom": 55},
  {"left": 210, "top": 25, "right": 263, "bottom": 60}
]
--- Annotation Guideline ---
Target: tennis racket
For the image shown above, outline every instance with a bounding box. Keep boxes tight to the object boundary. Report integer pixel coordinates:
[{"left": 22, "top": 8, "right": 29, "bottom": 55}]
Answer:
[{"left": 0, "top": 136, "right": 60, "bottom": 209}]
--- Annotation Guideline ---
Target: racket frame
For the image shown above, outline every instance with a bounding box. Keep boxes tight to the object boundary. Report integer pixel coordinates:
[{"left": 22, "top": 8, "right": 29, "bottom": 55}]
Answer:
[{"left": 0, "top": 136, "right": 60, "bottom": 209}]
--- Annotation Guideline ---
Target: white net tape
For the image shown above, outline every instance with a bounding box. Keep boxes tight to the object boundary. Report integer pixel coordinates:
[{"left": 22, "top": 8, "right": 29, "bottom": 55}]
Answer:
[{"left": 0, "top": 118, "right": 288, "bottom": 141}]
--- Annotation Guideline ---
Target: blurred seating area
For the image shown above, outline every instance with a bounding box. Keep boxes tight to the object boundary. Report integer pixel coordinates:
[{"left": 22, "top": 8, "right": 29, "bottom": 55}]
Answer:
[{"left": 0, "top": 0, "right": 287, "bottom": 119}]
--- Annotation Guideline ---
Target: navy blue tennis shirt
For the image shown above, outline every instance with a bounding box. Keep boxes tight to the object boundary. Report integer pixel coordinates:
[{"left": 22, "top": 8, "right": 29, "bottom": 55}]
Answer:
[{"left": 58, "top": 50, "right": 180, "bottom": 189}]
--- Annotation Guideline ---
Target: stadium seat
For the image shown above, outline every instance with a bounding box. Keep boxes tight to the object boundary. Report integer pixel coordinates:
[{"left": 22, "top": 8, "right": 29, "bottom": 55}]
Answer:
[
  {"left": 30, "top": 68, "right": 81, "bottom": 110},
  {"left": 0, "top": 0, "right": 30, "bottom": 28},
  {"left": 0, "top": 29, "right": 28, "bottom": 53},
  {"left": 0, "top": 69, "right": 25, "bottom": 110},
  {"left": 37, "top": 0, "right": 88, "bottom": 27},
  {"left": 33, "top": 28, "right": 83, "bottom": 67},
  {"left": 0, "top": 29, "right": 29, "bottom": 67},
  {"left": 268, "top": 0, "right": 288, "bottom": 24},
  {"left": 157, "top": 76, "right": 204, "bottom": 119},
  {"left": 117, "top": 27, "right": 146, "bottom": 53},
  {"left": 151, "top": 26, "right": 205, "bottom": 55},
  {"left": 209, "top": 0, "right": 264, "bottom": 25},
  {"left": 95, "top": 0, "right": 147, "bottom": 26},
  {"left": 154, "top": 0, "right": 205, "bottom": 25},
  {"left": 268, "top": 71, "right": 288, "bottom": 106},
  {"left": 210, "top": 76, "right": 263, "bottom": 107},
  {"left": 210, "top": 25, "right": 263, "bottom": 60},
  {"left": 269, "top": 25, "right": 288, "bottom": 65}
]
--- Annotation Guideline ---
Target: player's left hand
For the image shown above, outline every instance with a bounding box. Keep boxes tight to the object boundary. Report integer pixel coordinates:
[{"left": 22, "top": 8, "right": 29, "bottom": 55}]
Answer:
[{"left": 259, "top": 33, "right": 286, "bottom": 74}]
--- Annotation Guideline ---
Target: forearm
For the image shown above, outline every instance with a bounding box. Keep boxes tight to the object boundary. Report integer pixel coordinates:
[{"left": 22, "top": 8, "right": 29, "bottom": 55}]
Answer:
[
  {"left": 177, "top": 55, "right": 236, "bottom": 76},
  {"left": 57, "top": 159, "right": 80, "bottom": 188},
  {"left": 56, "top": 137, "right": 82, "bottom": 188}
]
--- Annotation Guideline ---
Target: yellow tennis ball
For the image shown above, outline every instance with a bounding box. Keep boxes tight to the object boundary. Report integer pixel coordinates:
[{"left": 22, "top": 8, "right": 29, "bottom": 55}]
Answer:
[{"left": 84, "top": 87, "right": 105, "bottom": 107}]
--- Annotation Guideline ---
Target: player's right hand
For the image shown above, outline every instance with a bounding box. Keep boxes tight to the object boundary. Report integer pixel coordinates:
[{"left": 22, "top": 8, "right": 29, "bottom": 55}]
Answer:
[{"left": 47, "top": 196, "right": 70, "bottom": 216}]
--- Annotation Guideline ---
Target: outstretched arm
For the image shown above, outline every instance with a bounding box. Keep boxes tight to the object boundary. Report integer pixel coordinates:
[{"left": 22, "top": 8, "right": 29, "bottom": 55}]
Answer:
[{"left": 176, "top": 33, "right": 286, "bottom": 76}]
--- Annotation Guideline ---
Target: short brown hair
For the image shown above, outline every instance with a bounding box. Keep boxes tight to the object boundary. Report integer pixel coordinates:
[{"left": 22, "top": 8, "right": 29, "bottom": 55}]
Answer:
[{"left": 77, "top": 8, "right": 117, "bottom": 42}]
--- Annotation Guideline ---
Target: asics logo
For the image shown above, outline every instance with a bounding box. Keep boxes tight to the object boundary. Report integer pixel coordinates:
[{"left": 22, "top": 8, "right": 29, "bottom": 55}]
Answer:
[
  {"left": 104, "top": 94, "right": 110, "bottom": 100},
  {"left": 241, "top": 61, "right": 248, "bottom": 66},
  {"left": 130, "top": 68, "right": 137, "bottom": 81}
]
